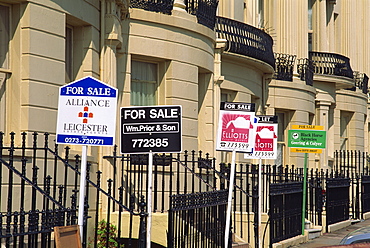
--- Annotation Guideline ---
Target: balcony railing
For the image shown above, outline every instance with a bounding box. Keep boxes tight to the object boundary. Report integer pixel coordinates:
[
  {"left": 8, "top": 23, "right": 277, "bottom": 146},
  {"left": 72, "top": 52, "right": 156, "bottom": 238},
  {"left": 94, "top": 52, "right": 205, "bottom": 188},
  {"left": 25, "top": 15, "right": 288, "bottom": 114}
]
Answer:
[
  {"left": 273, "top": 53, "right": 296, "bottom": 81},
  {"left": 355, "top": 72, "right": 369, "bottom": 94},
  {"left": 309, "top": 51, "right": 354, "bottom": 79},
  {"left": 297, "top": 58, "right": 314, "bottom": 86},
  {"left": 215, "top": 16, "right": 275, "bottom": 68},
  {"left": 130, "top": 0, "right": 174, "bottom": 15},
  {"left": 185, "top": 0, "right": 219, "bottom": 29}
]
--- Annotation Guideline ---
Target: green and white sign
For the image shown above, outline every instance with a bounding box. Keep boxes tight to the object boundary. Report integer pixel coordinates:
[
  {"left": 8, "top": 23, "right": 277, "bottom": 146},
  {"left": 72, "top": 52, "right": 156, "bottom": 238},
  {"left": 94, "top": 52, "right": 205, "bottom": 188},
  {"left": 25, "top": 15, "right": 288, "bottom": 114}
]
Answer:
[{"left": 288, "top": 129, "right": 326, "bottom": 149}]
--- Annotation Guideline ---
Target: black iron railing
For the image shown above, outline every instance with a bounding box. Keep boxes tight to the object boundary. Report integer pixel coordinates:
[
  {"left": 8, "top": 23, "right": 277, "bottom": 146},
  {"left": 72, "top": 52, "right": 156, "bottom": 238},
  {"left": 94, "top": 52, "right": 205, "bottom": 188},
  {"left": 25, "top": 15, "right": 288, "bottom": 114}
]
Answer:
[
  {"left": 309, "top": 51, "right": 354, "bottom": 78},
  {"left": 273, "top": 53, "right": 296, "bottom": 81},
  {"left": 215, "top": 16, "right": 275, "bottom": 68},
  {"left": 325, "top": 178, "right": 350, "bottom": 231},
  {"left": 167, "top": 190, "right": 228, "bottom": 248},
  {"left": 297, "top": 58, "right": 314, "bottom": 86},
  {"left": 269, "top": 182, "right": 302, "bottom": 244},
  {"left": 355, "top": 72, "right": 369, "bottom": 94},
  {"left": 362, "top": 176, "right": 370, "bottom": 214},
  {"left": 334, "top": 150, "right": 369, "bottom": 176},
  {"left": 2, "top": 131, "right": 370, "bottom": 247},
  {"left": 307, "top": 174, "right": 323, "bottom": 226},
  {"left": 185, "top": 0, "right": 219, "bottom": 29},
  {"left": 130, "top": 0, "right": 174, "bottom": 14},
  {"left": 0, "top": 132, "right": 147, "bottom": 248}
]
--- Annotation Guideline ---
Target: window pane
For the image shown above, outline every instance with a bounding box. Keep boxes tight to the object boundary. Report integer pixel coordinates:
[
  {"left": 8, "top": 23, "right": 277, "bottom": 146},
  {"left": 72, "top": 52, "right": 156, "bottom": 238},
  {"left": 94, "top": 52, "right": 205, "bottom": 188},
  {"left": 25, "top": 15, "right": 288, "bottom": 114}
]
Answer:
[
  {"left": 132, "top": 61, "right": 156, "bottom": 82},
  {"left": 277, "top": 112, "right": 285, "bottom": 142},
  {"left": 131, "top": 61, "right": 157, "bottom": 106},
  {"left": 65, "top": 26, "right": 73, "bottom": 82},
  {"left": 0, "top": 5, "right": 10, "bottom": 69}
]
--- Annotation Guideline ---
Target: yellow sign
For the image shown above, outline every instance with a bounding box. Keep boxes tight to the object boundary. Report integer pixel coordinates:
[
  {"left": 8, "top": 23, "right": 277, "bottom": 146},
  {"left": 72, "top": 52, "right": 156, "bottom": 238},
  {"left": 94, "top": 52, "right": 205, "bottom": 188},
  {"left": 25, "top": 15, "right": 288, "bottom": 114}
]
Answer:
[
  {"left": 290, "top": 148, "right": 322, "bottom": 153},
  {"left": 291, "top": 125, "right": 324, "bottom": 130}
]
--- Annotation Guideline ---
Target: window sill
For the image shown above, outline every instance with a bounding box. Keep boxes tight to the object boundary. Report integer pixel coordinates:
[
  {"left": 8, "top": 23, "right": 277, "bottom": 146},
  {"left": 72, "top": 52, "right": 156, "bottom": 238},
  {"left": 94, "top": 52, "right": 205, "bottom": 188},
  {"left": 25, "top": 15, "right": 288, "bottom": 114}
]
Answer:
[{"left": 0, "top": 68, "right": 11, "bottom": 74}]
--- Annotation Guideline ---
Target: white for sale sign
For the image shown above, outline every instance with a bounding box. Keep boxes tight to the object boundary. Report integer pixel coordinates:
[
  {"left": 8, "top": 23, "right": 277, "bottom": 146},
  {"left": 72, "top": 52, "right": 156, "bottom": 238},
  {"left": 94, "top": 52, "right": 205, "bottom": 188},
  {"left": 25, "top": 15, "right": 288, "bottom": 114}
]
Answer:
[
  {"left": 56, "top": 76, "right": 117, "bottom": 146},
  {"left": 216, "top": 102, "right": 257, "bottom": 153}
]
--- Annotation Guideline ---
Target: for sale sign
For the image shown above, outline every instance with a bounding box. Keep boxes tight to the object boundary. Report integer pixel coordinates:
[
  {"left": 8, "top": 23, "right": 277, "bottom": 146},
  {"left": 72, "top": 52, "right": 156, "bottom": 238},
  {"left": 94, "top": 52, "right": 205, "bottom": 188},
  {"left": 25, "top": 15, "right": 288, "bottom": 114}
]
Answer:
[
  {"left": 120, "top": 105, "right": 182, "bottom": 154},
  {"left": 216, "top": 102, "right": 256, "bottom": 152},
  {"left": 56, "top": 76, "right": 117, "bottom": 146},
  {"left": 244, "top": 115, "right": 278, "bottom": 159},
  {"left": 288, "top": 125, "right": 326, "bottom": 153}
]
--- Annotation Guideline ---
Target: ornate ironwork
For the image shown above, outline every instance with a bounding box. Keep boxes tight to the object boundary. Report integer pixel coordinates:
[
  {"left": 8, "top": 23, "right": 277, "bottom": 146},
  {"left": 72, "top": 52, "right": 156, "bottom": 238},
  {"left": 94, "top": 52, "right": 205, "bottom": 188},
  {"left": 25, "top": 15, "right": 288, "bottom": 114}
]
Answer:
[
  {"left": 297, "top": 58, "right": 314, "bottom": 86},
  {"left": 168, "top": 190, "right": 228, "bottom": 247},
  {"left": 130, "top": 0, "right": 174, "bottom": 15},
  {"left": 355, "top": 72, "right": 369, "bottom": 94},
  {"left": 185, "top": 0, "right": 219, "bottom": 29},
  {"left": 273, "top": 53, "right": 296, "bottom": 81},
  {"left": 269, "top": 182, "right": 303, "bottom": 244},
  {"left": 325, "top": 178, "right": 350, "bottom": 230},
  {"left": 309, "top": 51, "right": 354, "bottom": 79},
  {"left": 0, "top": 132, "right": 146, "bottom": 248},
  {"left": 215, "top": 16, "right": 275, "bottom": 68}
]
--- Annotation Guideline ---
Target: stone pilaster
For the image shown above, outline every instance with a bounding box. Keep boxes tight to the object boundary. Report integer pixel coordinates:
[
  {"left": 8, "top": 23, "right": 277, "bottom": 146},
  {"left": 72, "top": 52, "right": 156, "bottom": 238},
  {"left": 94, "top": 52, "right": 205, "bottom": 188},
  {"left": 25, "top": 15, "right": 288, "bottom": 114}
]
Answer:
[{"left": 316, "top": 100, "right": 332, "bottom": 169}]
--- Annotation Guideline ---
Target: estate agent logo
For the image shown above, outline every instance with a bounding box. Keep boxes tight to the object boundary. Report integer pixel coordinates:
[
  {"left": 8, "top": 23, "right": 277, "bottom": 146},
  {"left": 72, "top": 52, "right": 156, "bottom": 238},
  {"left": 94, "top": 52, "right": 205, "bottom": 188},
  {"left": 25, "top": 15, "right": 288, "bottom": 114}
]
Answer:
[{"left": 221, "top": 114, "right": 253, "bottom": 142}]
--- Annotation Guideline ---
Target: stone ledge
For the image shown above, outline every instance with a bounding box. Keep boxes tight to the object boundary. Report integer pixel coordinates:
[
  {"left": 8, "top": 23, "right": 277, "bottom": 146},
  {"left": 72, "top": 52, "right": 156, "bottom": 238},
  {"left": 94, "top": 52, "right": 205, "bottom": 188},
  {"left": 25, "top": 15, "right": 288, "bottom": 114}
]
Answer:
[
  {"left": 327, "top": 219, "right": 352, "bottom": 233},
  {"left": 272, "top": 234, "right": 308, "bottom": 248}
]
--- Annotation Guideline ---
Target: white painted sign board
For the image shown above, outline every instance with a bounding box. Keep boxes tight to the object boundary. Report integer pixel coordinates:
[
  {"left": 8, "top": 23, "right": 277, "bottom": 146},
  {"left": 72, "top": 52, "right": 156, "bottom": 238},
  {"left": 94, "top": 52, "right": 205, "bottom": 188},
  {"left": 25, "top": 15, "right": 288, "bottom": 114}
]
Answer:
[
  {"left": 244, "top": 115, "right": 278, "bottom": 159},
  {"left": 216, "top": 102, "right": 257, "bottom": 153},
  {"left": 56, "top": 76, "right": 117, "bottom": 146}
]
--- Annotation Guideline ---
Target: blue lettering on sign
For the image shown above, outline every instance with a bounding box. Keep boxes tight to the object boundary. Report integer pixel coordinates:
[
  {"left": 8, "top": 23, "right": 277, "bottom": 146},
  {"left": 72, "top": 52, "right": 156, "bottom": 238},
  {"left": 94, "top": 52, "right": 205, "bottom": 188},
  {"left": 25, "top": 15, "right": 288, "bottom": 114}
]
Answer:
[{"left": 60, "top": 76, "right": 117, "bottom": 97}]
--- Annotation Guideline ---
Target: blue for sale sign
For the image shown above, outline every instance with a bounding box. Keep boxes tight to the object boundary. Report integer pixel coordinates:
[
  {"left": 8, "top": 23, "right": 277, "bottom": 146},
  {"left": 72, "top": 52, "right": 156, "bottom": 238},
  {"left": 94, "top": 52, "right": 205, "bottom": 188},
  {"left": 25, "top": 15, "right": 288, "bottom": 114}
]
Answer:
[{"left": 56, "top": 76, "right": 118, "bottom": 146}]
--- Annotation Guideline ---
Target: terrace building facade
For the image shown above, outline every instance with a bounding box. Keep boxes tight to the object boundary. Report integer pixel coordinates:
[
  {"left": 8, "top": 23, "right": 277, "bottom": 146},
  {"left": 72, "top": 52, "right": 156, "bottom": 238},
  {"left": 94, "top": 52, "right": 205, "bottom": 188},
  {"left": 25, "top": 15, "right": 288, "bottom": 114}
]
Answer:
[{"left": 0, "top": 0, "right": 369, "bottom": 247}]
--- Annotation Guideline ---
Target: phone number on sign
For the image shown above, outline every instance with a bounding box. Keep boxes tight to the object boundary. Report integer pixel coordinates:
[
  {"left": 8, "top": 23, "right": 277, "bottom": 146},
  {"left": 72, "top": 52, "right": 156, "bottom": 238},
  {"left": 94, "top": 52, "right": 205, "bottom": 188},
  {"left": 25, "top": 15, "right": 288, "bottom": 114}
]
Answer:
[
  {"left": 64, "top": 137, "right": 104, "bottom": 145},
  {"left": 132, "top": 138, "right": 169, "bottom": 148}
]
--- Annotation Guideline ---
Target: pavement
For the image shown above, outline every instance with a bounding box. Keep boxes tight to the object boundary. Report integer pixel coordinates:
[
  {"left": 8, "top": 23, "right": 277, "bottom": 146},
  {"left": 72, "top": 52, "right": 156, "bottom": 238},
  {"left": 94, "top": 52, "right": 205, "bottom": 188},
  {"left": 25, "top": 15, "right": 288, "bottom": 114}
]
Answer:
[{"left": 290, "top": 218, "right": 370, "bottom": 247}]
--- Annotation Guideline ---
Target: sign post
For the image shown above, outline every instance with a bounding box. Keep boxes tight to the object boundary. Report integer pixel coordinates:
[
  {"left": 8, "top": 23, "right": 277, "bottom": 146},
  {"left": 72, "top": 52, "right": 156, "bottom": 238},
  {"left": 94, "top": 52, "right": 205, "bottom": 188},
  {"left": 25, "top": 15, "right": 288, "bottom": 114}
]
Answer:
[
  {"left": 216, "top": 102, "right": 256, "bottom": 247},
  {"left": 288, "top": 125, "right": 326, "bottom": 235},
  {"left": 56, "top": 76, "right": 117, "bottom": 239},
  {"left": 120, "top": 105, "right": 182, "bottom": 248},
  {"left": 244, "top": 115, "right": 278, "bottom": 248}
]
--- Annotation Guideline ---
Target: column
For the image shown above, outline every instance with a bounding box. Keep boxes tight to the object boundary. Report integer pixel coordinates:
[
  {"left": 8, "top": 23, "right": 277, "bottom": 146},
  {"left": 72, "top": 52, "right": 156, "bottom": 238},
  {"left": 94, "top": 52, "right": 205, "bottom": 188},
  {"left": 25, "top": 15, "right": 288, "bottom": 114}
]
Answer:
[
  {"left": 316, "top": 101, "right": 331, "bottom": 169},
  {"left": 99, "top": 0, "right": 124, "bottom": 212},
  {"left": 173, "top": 0, "right": 186, "bottom": 12},
  {"left": 213, "top": 39, "right": 226, "bottom": 162},
  {"left": 312, "top": 0, "right": 328, "bottom": 51}
]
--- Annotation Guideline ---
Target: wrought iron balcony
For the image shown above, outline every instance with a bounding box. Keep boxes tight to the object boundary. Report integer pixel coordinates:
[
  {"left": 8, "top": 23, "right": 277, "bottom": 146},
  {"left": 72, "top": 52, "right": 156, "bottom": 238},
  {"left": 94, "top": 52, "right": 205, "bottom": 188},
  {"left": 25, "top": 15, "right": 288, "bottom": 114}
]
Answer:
[
  {"left": 355, "top": 72, "right": 369, "bottom": 94},
  {"left": 297, "top": 58, "right": 314, "bottom": 86},
  {"left": 309, "top": 51, "right": 354, "bottom": 79},
  {"left": 215, "top": 16, "right": 275, "bottom": 68},
  {"left": 130, "top": 0, "right": 174, "bottom": 15},
  {"left": 129, "top": 0, "right": 218, "bottom": 29},
  {"left": 273, "top": 53, "right": 296, "bottom": 82},
  {"left": 185, "top": 0, "right": 219, "bottom": 29}
]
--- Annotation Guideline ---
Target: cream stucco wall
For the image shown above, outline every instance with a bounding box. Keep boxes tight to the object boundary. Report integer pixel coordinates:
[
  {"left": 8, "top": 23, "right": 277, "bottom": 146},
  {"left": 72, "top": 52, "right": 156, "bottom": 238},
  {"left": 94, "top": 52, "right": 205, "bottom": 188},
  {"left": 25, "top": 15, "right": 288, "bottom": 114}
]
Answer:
[
  {"left": 1, "top": 1, "right": 370, "bottom": 248},
  {"left": 121, "top": 8, "right": 215, "bottom": 152}
]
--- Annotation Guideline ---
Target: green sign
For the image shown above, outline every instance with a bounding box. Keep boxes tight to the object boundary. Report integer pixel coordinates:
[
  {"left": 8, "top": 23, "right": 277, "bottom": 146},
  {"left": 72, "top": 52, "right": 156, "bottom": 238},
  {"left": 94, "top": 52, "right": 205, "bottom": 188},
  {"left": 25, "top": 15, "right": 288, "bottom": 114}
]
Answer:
[{"left": 288, "top": 129, "right": 326, "bottom": 149}]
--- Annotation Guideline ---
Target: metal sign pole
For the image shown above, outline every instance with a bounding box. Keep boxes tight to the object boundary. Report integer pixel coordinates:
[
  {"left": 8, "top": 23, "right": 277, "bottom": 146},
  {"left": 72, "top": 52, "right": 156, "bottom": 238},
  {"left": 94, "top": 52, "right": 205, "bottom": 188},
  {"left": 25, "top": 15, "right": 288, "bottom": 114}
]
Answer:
[
  {"left": 147, "top": 151, "right": 153, "bottom": 248},
  {"left": 258, "top": 157, "right": 262, "bottom": 248},
  {"left": 301, "top": 152, "right": 308, "bottom": 235},
  {"left": 78, "top": 145, "right": 88, "bottom": 240},
  {"left": 224, "top": 149, "right": 236, "bottom": 248}
]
